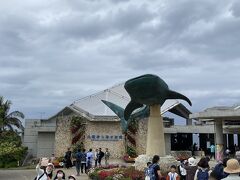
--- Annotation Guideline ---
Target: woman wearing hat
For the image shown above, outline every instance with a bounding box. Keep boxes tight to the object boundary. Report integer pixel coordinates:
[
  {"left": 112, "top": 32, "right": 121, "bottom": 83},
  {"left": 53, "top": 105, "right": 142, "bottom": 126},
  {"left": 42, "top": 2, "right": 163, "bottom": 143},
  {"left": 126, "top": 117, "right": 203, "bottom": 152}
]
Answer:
[
  {"left": 185, "top": 157, "right": 198, "bottom": 180},
  {"left": 223, "top": 159, "right": 240, "bottom": 180}
]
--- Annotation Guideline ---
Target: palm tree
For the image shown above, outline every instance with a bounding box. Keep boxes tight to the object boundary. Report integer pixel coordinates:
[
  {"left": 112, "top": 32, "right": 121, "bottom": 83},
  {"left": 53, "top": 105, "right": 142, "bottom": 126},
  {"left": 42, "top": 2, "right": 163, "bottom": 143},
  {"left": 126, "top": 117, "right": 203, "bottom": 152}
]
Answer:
[{"left": 0, "top": 96, "right": 24, "bottom": 132}]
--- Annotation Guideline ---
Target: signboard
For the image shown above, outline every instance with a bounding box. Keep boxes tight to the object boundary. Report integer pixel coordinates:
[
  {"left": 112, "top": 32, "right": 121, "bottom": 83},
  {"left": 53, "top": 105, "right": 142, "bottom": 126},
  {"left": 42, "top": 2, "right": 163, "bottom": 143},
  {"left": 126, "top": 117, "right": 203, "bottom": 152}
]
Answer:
[{"left": 87, "top": 134, "right": 123, "bottom": 141}]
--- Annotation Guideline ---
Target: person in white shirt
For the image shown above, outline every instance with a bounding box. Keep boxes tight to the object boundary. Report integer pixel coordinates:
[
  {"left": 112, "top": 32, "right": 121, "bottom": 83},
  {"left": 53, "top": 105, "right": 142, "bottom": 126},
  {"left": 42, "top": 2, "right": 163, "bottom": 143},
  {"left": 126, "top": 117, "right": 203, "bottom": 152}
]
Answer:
[
  {"left": 94, "top": 148, "right": 99, "bottom": 167},
  {"left": 167, "top": 165, "right": 180, "bottom": 180},
  {"left": 35, "top": 160, "right": 54, "bottom": 180},
  {"left": 86, "top": 148, "right": 94, "bottom": 169}
]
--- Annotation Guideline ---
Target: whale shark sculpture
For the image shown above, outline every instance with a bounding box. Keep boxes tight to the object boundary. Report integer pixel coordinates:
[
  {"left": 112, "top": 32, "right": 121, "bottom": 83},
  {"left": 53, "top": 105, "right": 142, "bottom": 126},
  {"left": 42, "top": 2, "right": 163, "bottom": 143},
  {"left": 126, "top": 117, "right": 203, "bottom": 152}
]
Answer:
[
  {"left": 124, "top": 74, "right": 192, "bottom": 120},
  {"left": 101, "top": 100, "right": 149, "bottom": 133}
]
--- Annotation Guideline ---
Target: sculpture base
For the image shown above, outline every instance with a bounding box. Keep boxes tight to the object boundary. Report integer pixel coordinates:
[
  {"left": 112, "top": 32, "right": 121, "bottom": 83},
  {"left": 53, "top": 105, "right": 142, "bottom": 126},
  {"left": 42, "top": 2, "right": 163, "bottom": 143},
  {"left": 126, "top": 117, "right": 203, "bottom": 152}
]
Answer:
[
  {"left": 134, "top": 154, "right": 179, "bottom": 175},
  {"left": 146, "top": 105, "right": 165, "bottom": 156}
]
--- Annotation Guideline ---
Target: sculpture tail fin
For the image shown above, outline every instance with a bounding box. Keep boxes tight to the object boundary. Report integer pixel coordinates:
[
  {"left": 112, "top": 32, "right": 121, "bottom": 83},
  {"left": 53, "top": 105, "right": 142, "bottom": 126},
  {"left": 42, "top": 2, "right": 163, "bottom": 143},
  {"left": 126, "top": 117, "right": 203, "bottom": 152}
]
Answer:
[
  {"left": 124, "top": 101, "right": 143, "bottom": 120},
  {"left": 167, "top": 90, "right": 192, "bottom": 106}
]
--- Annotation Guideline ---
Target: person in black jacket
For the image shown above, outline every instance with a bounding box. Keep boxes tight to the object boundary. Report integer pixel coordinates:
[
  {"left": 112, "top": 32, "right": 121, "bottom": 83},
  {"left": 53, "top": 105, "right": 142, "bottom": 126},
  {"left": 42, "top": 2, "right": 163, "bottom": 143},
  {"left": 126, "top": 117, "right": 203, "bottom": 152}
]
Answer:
[
  {"left": 64, "top": 148, "right": 72, "bottom": 169},
  {"left": 98, "top": 148, "right": 105, "bottom": 166}
]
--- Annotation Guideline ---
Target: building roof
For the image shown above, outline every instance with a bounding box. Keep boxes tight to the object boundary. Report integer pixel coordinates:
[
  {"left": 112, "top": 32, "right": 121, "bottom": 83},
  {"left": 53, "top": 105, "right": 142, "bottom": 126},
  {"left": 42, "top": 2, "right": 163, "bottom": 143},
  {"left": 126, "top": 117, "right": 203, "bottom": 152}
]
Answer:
[
  {"left": 49, "top": 83, "right": 191, "bottom": 121},
  {"left": 190, "top": 104, "right": 240, "bottom": 121}
]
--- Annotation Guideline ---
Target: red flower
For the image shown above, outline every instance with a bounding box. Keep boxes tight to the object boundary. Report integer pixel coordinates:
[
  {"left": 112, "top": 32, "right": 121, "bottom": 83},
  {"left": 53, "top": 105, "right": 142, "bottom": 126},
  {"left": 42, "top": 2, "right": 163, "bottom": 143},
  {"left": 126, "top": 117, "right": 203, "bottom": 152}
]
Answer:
[{"left": 98, "top": 170, "right": 114, "bottom": 180}]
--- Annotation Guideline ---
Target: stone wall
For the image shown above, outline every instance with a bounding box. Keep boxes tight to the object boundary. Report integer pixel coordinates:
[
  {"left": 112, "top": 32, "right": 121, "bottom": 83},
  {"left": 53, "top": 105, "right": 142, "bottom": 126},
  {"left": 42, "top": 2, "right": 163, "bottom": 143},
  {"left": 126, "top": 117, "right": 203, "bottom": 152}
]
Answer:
[
  {"left": 54, "top": 113, "right": 74, "bottom": 157},
  {"left": 135, "top": 117, "right": 172, "bottom": 155},
  {"left": 55, "top": 114, "right": 124, "bottom": 158},
  {"left": 136, "top": 118, "right": 148, "bottom": 155},
  {"left": 84, "top": 121, "right": 124, "bottom": 158}
]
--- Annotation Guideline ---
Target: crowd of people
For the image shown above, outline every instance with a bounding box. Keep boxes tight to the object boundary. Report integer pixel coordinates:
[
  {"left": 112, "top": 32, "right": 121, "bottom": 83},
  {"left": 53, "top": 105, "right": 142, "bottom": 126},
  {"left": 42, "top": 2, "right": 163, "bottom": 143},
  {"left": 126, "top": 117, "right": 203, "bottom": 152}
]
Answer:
[
  {"left": 35, "top": 160, "right": 76, "bottom": 180},
  {"left": 35, "top": 147, "right": 111, "bottom": 180},
  {"left": 36, "top": 146, "right": 240, "bottom": 180},
  {"left": 145, "top": 155, "right": 240, "bottom": 180}
]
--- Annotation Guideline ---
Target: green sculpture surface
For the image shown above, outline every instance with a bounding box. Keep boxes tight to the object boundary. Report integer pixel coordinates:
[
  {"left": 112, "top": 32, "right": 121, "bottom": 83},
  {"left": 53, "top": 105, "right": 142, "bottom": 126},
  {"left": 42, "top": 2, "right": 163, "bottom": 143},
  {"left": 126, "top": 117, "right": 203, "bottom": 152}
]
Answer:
[
  {"left": 124, "top": 74, "right": 192, "bottom": 120},
  {"left": 101, "top": 100, "right": 149, "bottom": 133}
]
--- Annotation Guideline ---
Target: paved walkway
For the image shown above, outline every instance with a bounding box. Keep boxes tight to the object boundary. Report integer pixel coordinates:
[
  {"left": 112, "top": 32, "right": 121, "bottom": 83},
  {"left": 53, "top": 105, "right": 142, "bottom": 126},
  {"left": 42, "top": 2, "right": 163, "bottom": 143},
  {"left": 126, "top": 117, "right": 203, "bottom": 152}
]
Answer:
[
  {"left": 0, "top": 159, "right": 125, "bottom": 180},
  {"left": 0, "top": 158, "right": 218, "bottom": 180},
  {"left": 0, "top": 168, "right": 89, "bottom": 180}
]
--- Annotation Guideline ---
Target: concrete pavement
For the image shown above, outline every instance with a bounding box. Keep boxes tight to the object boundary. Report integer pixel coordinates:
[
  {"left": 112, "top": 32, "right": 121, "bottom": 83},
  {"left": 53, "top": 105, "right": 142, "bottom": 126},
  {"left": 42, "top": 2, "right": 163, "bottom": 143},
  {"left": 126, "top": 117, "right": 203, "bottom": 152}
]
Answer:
[{"left": 0, "top": 167, "right": 89, "bottom": 180}]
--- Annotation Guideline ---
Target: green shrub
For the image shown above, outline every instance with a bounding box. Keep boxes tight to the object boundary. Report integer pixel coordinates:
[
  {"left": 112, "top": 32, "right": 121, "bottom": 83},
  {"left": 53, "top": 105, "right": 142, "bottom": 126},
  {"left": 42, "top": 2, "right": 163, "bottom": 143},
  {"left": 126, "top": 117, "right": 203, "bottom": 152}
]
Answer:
[
  {"left": 0, "top": 131, "right": 22, "bottom": 146},
  {"left": 126, "top": 146, "right": 137, "bottom": 157},
  {"left": 89, "top": 171, "right": 99, "bottom": 179},
  {"left": 0, "top": 141, "right": 27, "bottom": 168},
  {"left": 105, "top": 176, "right": 113, "bottom": 180}
]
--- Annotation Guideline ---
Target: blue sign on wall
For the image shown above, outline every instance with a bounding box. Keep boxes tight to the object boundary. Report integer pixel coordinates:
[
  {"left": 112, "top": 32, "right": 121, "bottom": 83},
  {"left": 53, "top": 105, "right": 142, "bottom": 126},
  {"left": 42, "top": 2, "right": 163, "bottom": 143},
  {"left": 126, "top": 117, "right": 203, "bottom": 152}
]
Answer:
[{"left": 88, "top": 134, "right": 124, "bottom": 141}]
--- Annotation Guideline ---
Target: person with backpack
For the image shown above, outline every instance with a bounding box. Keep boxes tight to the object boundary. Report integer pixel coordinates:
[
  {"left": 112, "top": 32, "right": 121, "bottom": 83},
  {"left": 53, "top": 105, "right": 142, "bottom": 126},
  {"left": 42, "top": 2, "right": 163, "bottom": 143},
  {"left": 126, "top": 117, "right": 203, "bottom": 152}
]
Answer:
[
  {"left": 194, "top": 157, "right": 211, "bottom": 180},
  {"left": 75, "top": 149, "right": 82, "bottom": 176},
  {"left": 178, "top": 160, "right": 187, "bottom": 180},
  {"left": 81, "top": 149, "right": 87, "bottom": 174},
  {"left": 145, "top": 155, "right": 162, "bottom": 180},
  {"left": 212, "top": 158, "right": 229, "bottom": 180}
]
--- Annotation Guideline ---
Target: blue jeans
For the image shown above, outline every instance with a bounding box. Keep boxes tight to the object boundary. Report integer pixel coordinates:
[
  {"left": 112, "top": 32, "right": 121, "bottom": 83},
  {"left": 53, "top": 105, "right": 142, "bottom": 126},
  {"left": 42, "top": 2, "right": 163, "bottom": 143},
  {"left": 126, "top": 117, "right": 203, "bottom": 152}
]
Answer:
[{"left": 76, "top": 161, "right": 81, "bottom": 175}]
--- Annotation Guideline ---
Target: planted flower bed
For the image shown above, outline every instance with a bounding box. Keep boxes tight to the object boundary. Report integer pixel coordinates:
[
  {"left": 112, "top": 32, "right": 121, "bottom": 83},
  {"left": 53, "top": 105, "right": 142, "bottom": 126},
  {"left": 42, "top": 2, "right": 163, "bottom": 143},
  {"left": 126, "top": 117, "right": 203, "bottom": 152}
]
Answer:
[
  {"left": 88, "top": 164, "right": 145, "bottom": 180},
  {"left": 123, "top": 155, "right": 135, "bottom": 163}
]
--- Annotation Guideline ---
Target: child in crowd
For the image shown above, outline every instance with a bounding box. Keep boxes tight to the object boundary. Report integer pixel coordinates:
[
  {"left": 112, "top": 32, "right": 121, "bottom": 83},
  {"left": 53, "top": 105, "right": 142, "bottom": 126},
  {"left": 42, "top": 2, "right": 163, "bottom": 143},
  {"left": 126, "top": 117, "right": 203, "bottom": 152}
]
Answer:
[
  {"left": 54, "top": 170, "right": 65, "bottom": 180},
  {"left": 145, "top": 162, "right": 152, "bottom": 179},
  {"left": 166, "top": 165, "right": 180, "bottom": 180},
  {"left": 68, "top": 175, "right": 76, "bottom": 180}
]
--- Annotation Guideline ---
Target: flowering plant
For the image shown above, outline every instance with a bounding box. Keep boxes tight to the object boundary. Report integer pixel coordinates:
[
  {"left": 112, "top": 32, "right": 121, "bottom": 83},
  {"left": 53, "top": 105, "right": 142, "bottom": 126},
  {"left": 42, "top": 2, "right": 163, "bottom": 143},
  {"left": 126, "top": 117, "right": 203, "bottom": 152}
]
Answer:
[{"left": 88, "top": 165, "right": 144, "bottom": 180}]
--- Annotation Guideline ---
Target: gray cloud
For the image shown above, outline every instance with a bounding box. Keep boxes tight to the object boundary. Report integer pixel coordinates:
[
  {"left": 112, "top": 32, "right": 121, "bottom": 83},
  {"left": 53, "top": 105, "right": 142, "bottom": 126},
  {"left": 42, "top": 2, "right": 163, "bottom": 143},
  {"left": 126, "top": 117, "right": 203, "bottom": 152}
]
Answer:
[{"left": 0, "top": 0, "right": 240, "bottom": 120}]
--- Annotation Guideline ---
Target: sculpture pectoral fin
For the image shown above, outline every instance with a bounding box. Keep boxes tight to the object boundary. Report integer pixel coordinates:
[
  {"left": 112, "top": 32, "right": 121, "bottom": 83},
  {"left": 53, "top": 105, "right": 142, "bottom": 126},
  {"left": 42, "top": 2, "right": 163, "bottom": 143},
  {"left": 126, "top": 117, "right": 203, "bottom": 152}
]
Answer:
[
  {"left": 168, "top": 90, "right": 192, "bottom": 106},
  {"left": 124, "top": 101, "right": 143, "bottom": 120},
  {"left": 101, "top": 100, "right": 124, "bottom": 118}
]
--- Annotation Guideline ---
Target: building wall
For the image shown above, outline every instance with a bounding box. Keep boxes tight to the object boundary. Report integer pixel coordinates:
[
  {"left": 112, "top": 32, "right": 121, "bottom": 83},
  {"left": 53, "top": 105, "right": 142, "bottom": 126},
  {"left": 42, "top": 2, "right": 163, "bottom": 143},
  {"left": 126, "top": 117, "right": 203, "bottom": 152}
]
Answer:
[
  {"left": 24, "top": 119, "right": 39, "bottom": 157},
  {"left": 54, "top": 114, "right": 74, "bottom": 157},
  {"left": 24, "top": 119, "right": 56, "bottom": 158},
  {"left": 84, "top": 121, "right": 124, "bottom": 158},
  {"left": 37, "top": 132, "right": 55, "bottom": 157}
]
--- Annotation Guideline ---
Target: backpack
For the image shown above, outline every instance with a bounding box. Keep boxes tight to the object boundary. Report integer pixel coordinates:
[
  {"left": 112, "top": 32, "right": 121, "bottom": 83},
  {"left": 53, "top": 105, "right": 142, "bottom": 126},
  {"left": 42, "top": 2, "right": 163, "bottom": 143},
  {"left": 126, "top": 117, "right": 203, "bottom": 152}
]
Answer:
[
  {"left": 81, "top": 152, "right": 87, "bottom": 162},
  {"left": 197, "top": 169, "right": 209, "bottom": 180},
  {"left": 178, "top": 165, "right": 186, "bottom": 177},
  {"left": 76, "top": 152, "right": 82, "bottom": 162},
  {"left": 145, "top": 164, "right": 158, "bottom": 180},
  {"left": 213, "top": 163, "right": 228, "bottom": 179}
]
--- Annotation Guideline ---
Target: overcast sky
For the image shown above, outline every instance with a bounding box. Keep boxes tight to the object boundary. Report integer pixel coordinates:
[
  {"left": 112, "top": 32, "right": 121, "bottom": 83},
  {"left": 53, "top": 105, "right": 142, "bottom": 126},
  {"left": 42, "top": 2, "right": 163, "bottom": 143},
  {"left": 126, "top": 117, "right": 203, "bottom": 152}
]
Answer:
[{"left": 1, "top": 0, "right": 240, "bottom": 120}]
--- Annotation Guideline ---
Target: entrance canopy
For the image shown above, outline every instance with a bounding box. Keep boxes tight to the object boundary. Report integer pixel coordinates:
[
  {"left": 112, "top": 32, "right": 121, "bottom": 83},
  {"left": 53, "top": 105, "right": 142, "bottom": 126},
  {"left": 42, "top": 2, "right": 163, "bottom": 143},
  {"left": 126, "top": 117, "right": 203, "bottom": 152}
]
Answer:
[{"left": 190, "top": 105, "right": 240, "bottom": 122}]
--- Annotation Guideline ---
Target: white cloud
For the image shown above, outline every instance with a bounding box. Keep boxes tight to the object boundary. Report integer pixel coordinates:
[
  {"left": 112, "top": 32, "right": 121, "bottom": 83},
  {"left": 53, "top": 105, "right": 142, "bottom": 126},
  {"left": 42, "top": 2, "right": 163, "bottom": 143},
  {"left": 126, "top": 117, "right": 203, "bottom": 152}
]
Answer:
[{"left": 0, "top": 0, "right": 240, "bottom": 119}]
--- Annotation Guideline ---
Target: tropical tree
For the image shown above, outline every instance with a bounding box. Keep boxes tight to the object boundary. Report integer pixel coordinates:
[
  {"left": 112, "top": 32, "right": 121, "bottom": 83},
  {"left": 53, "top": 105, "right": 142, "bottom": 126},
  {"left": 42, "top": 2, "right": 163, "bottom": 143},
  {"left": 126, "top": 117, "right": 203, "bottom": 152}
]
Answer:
[{"left": 0, "top": 96, "right": 24, "bottom": 132}]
